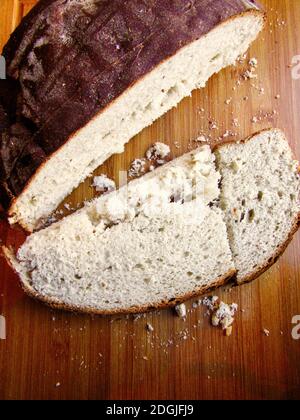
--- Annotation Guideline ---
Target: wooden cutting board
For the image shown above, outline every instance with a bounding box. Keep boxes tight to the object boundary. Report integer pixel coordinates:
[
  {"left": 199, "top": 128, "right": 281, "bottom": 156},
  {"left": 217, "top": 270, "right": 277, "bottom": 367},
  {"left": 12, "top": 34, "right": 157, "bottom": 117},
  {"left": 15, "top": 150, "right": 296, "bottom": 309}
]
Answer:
[{"left": 0, "top": 0, "right": 300, "bottom": 400}]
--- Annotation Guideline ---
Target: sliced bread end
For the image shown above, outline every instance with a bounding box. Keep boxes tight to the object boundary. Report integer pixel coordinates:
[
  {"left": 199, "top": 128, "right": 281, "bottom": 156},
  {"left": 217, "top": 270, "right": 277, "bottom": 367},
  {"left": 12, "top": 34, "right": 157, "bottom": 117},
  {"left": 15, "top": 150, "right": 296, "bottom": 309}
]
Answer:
[{"left": 215, "top": 128, "right": 300, "bottom": 285}]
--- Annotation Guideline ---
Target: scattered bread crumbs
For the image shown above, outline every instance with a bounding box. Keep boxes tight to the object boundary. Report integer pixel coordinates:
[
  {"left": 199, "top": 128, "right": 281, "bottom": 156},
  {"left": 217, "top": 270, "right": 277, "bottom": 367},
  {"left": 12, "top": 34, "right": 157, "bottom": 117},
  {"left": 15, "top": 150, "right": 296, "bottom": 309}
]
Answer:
[
  {"left": 243, "top": 69, "right": 257, "bottom": 80},
  {"left": 92, "top": 174, "right": 116, "bottom": 193},
  {"left": 249, "top": 57, "right": 258, "bottom": 68},
  {"left": 192, "top": 299, "right": 202, "bottom": 309},
  {"left": 203, "top": 297, "right": 238, "bottom": 336},
  {"left": 128, "top": 158, "right": 147, "bottom": 178},
  {"left": 128, "top": 142, "right": 171, "bottom": 179},
  {"left": 232, "top": 118, "right": 239, "bottom": 127},
  {"left": 263, "top": 329, "right": 270, "bottom": 337},
  {"left": 146, "top": 142, "right": 170, "bottom": 160},
  {"left": 251, "top": 109, "right": 278, "bottom": 126},
  {"left": 209, "top": 120, "right": 218, "bottom": 130}
]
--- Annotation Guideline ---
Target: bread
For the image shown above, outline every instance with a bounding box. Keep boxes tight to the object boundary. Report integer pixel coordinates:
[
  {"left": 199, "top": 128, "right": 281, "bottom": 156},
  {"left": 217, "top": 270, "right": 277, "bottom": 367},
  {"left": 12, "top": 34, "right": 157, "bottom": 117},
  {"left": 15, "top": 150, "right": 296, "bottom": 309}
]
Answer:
[
  {"left": 3, "top": 147, "right": 236, "bottom": 314},
  {"left": 4, "top": 129, "right": 300, "bottom": 313},
  {"left": 0, "top": 0, "right": 265, "bottom": 232},
  {"left": 215, "top": 129, "right": 300, "bottom": 284}
]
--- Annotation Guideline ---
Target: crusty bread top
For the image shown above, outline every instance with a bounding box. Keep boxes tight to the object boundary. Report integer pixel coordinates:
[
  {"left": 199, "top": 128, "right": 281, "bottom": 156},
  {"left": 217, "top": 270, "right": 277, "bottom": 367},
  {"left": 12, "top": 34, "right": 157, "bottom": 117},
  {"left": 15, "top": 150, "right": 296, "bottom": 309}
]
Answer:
[{"left": 0, "top": 0, "right": 263, "bottom": 208}]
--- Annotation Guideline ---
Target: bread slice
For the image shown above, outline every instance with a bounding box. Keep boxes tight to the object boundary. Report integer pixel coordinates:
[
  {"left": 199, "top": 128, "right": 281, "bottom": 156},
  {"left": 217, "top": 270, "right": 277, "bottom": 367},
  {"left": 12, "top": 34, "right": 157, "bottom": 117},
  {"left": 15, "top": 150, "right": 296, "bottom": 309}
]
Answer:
[
  {"left": 5, "top": 130, "right": 298, "bottom": 314},
  {"left": 3, "top": 147, "right": 235, "bottom": 314},
  {"left": 0, "top": 1, "right": 265, "bottom": 232},
  {"left": 215, "top": 129, "right": 300, "bottom": 284}
]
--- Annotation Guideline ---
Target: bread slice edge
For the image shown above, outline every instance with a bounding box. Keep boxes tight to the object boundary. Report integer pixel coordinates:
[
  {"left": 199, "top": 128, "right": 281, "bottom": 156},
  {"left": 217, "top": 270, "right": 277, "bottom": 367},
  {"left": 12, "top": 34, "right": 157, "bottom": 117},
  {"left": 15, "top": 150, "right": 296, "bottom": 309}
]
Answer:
[
  {"left": 214, "top": 128, "right": 300, "bottom": 285},
  {"left": 2, "top": 246, "right": 236, "bottom": 315}
]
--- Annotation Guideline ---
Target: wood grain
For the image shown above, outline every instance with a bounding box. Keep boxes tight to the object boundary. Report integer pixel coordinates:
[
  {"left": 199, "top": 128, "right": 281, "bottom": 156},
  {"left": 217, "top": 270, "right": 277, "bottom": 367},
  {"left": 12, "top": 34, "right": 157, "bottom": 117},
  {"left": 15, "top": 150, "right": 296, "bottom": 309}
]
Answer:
[{"left": 0, "top": 0, "right": 300, "bottom": 400}]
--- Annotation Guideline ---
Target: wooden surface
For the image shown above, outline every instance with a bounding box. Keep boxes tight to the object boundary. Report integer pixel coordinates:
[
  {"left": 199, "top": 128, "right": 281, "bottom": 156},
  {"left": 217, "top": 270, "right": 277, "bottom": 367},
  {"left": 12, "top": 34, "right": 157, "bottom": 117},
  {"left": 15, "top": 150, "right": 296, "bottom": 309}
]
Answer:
[{"left": 0, "top": 0, "right": 300, "bottom": 400}]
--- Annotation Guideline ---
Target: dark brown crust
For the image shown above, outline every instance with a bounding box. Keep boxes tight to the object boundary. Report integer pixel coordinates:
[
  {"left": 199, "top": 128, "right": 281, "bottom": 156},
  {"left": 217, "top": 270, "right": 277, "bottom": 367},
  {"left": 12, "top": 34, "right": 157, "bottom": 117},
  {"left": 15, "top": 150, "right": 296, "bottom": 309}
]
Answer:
[
  {"left": 0, "top": 0, "right": 264, "bottom": 221},
  {"left": 214, "top": 128, "right": 300, "bottom": 286},
  {"left": 2, "top": 245, "right": 236, "bottom": 315}
]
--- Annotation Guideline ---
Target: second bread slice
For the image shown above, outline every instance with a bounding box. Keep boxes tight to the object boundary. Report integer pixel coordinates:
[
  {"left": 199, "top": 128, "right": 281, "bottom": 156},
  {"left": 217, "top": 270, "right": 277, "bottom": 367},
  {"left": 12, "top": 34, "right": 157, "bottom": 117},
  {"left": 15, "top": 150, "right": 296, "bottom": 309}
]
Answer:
[{"left": 215, "top": 129, "right": 300, "bottom": 284}]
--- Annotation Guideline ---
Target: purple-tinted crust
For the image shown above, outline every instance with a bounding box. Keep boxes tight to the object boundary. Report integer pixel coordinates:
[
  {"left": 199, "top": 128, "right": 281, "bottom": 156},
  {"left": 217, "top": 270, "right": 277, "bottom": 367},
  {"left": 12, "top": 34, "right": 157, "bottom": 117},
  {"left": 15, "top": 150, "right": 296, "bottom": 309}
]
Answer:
[{"left": 0, "top": 0, "right": 262, "bottom": 207}]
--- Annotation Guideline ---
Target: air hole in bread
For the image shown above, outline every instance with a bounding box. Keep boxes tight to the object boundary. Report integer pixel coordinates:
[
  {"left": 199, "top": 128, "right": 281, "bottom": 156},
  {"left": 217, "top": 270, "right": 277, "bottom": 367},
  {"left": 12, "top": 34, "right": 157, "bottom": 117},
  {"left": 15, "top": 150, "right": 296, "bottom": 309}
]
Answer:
[
  {"left": 211, "top": 53, "right": 221, "bottom": 62},
  {"left": 29, "top": 196, "right": 37, "bottom": 205},
  {"left": 248, "top": 209, "right": 255, "bottom": 222},
  {"left": 257, "top": 191, "right": 263, "bottom": 201},
  {"left": 102, "top": 131, "right": 112, "bottom": 140}
]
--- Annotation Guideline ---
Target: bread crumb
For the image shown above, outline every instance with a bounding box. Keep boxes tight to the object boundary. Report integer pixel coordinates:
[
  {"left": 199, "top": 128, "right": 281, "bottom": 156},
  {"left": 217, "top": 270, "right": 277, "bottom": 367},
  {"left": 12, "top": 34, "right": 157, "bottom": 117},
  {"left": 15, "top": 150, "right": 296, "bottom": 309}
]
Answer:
[
  {"left": 203, "top": 297, "right": 238, "bottom": 333},
  {"left": 128, "top": 158, "right": 147, "bottom": 178},
  {"left": 146, "top": 142, "right": 170, "bottom": 160},
  {"left": 209, "top": 120, "right": 218, "bottom": 130},
  {"left": 232, "top": 118, "right": 239, "bottom": 127},
  {"left": 263, "top": 329, "right": 270, "bottom": 337},
  {"left": 202, "top": 296, "right": 219, "bottom": 311},
  {"left": 175, "top": 303, "right": 187, "bottom": 319},
  {"left": 225, "top": 326, "right": 233, "bottom": 337},
  {"left": 195, "top": 135, "right": 208, "bottom": 143},
  {"left": 146, "top": 323, "right": 154, "bottom": 332},
  {"left": 243, "top": 69, "right": 257, "bottom": 80},
  {"left": 249, "top": 57, "right": 258, "bottom": 68},
  {"left": 92, "top": 174, "right": 116, "bottom": 193}
]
